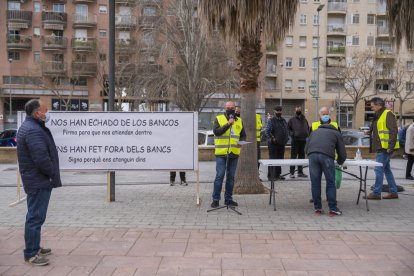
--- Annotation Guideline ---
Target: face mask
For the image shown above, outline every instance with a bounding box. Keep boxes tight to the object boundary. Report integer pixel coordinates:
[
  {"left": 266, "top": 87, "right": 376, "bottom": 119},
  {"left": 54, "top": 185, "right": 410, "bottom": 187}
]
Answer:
[
  {"left": 321, "top": 115, "right": 330, "bottom": 123},
  {"left": 274, "top": 112, "right": 282, "bottom": 117},
  {"left": 226, "top": 109, "right": 235, "bottom": 118},
  {"left": 235, "top": 112, "right": 241, "bottom": 117},
  {"left": 296, "top": 111, "right": 302, "bottom": 116}
]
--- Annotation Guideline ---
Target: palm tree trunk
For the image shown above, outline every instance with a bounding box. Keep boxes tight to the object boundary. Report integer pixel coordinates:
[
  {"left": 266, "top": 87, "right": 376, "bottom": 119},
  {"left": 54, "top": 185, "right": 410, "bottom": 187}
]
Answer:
[{"left": 234, "top": 36, "right": 265, "bottom": 194}]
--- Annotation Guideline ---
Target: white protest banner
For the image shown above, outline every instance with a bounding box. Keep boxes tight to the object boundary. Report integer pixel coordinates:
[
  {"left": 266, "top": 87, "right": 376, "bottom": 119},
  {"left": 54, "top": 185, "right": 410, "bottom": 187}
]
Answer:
[{"left": 48, "top": 112, "right": 198, "bottom": 171}]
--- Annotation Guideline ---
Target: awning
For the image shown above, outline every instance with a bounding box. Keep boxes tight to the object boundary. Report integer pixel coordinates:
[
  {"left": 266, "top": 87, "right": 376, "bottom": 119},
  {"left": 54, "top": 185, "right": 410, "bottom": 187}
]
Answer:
[
  {"left": 8, "top": 22, "right": 29, "bottom": 29},
  {"left": 43, "top": 24, "right": 64, "bottom": 30}
]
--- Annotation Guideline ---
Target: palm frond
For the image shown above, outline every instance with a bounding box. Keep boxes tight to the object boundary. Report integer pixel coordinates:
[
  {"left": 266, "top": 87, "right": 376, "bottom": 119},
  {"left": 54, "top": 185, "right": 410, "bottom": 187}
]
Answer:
[{"left": 387, "top": 0, "right": 414, "bottom": 49}]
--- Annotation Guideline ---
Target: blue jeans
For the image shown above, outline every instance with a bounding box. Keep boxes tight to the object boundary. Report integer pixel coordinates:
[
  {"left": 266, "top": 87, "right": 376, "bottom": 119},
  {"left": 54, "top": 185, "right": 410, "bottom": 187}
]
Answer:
[
  {"left": 373, "top": 152, "right": 397, "bottom": 195},
  {"left": 24, "top": 188, "right": 52, "bottom": 259},
  {"left": 212, "top": 156, "right": 238, "bottom": 202},
  {"left": 309, "top": 153, "right": 337, "bottom": 211}
]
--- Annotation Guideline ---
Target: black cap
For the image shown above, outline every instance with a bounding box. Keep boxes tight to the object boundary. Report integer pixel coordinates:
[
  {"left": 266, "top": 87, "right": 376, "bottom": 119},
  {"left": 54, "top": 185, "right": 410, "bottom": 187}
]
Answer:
[{"left": 274, "top": 106, "right": 282, "bottom": 111}]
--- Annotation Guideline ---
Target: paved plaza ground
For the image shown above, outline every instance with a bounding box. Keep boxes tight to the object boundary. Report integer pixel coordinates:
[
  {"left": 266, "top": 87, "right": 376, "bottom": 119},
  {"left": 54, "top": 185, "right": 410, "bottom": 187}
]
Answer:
[{"left": 0, "top": 160, "right": 413, "bottom": 275}]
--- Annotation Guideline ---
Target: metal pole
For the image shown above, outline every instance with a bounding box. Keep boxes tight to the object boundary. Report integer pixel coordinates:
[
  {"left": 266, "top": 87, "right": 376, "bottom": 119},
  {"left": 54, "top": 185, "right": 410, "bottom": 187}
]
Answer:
[
  {"left": 279, "top": 63, "right": 283, "bottom": 106},
  {"left": 337, "top": 90, "right": 341, "bottom": 126},
  {"left": 108, "top": 0, "right": 115, "bottom": 202},
  {"left": 316, "top": 9, "right": 320, "bottom": 122},
  {"left": 8, "top": 59, "right": 12, "bottom": 118}
]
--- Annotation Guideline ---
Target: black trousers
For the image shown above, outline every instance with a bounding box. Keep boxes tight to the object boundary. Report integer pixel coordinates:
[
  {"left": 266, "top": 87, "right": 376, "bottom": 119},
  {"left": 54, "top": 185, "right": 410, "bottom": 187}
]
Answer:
[
  {"left": 268, "top": 143, "right": 285, "bottom": 178},
  {"left": 257, "top": 142, "right": 261, "bottom": 169},
  {"left": 170, "top": 171, "right": 186, "bottom": 182},
  {"left": 290, "top": 140, "right": 306, "bottom": 174},
  {"left": 407, "top": 154, "right": 414, "bottom": 178}
]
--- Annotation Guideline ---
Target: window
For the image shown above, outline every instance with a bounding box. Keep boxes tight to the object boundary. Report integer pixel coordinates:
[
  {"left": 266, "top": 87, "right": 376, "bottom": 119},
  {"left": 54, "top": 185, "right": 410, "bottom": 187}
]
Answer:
[
  {"left": 312, "top": 37, "right": 318, "bottom": 48},
  {"left": 8, "top": 2, "right": 20, "bottom": 10},
  {"left": 265, "top": 77, "right": 277, "bottom": 90},
  {"left": 367, "top": 14, "right": 375, "bottom": 24},
  {"left": 285, "top": 36, "right": 293, "bottom": 46},
  {"left": 300, "top": 0, "right": 308, "bottom": 2},
  {"left": 8, "top": 52, "right": 20, "bottom": 61},
  {"left": 406, "top": 61, "right": 414, "bottom": 71},
  {"left": 352, "top": 36, "right": 359, "bottom": 46},
  {"left": 99, "top": 29, "right": 107, "bottom": 38},
  {"left": 313, "top": 14, "right": 319, "bottom": 25},
  {"left": 353, "top": 0, "right": 360, "bottom": 2},
  {"left": 285, "top": 57, "right": 293, "bottom": 68},
  {"left": 298, "top": 80, "right": 306, "bottom": 90},
  {"left": 314, "top": 0, "right": 320, "bottom": 2},
  {"left": 143, "top": 6, "right": 156, "bottom": 16},
  {"left": 367, "top": 36, "right": 374, "bottom": 46},
  {"left": 352, "top": 14, "right": 360, "bottom": 24},
  {"left": 34, "top": 2, "right": 41, "bottom": 12},
  {"left": 99, "top": 5, "right": 107, "bottom": 14},
  {"left": 52, "top": 4, "right": 65, "bottom": 13},
  {"left": 300, "top": 14, "right": 307, "bottom": 25},
  {"left": 299, "top": 36, "right": 307, "bottom": 47},
  {"left": 312, "top": 58, "right": 318, "bottom": 69},
  {"left": 99, "top": 53, "right": 107, "bottom": 61},
  {"left": 34, "top": 52, "right": 40, "bottom": 62},
  {"left": 299, "top": 58, "right": 306, "bottom": 68},
  {"left": 406, "top": 82, "right": 414, "bottom": 91},
  {"left": 33, "top": 27, "right": 40, "bottom": 37},
  {"left": 166, "top": 7, "right": 176, "bottom": 16},
  {"left": 143, "top": 32, "right": 154, "bottom": 46},
  {"left": 285, "top": 79, "right": 293, "bottom": 89}
]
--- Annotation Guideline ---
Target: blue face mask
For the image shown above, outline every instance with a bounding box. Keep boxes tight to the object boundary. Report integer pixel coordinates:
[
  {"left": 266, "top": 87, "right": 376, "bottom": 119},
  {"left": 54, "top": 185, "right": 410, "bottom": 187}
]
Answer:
[
  {"left": 44, "top": 112, "right": 51, "bottom": 124},
  {"left": 321, "top": 115, "right": 330, "bottom": 123}
]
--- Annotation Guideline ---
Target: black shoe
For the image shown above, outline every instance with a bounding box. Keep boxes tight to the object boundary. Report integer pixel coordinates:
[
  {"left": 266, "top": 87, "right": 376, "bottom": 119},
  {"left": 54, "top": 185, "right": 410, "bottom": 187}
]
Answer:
[
  {"left": 314, "top": 209, "right": 323, "bottom": 215},
  {"left": 225, "top": 200, "right": 238, "bottom": 207},
  {"left": 329, "top": 209, "right": 343, "bottom": 216},
  {"left": 275, "top": 176, "right": 285, "bottom": 180},
  {"left": 406, "top": 176, "right": 414, "bottom": 180},
  {"left": 210, "top": 200, "right": 219, "bottom": 208},
  {"left": 298, "top": 173, "right": 308, "bottom": 178},
  {"left": 289, "top": 174, "right": 295, "bottom": 179}
]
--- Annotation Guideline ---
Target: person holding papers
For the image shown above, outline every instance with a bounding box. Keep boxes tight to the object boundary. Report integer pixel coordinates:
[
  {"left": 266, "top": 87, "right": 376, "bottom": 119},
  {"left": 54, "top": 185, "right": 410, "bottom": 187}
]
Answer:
[
  {"left": 306, "top": 122, "right": 347, "bottom": 216},
  {"left": 211, "top": 101, "right": 246, "bottom": 208}
]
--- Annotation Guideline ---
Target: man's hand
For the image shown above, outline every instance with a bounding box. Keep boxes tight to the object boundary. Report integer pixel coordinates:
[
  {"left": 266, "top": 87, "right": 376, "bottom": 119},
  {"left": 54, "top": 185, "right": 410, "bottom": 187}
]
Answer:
[
  {"left": 386, "top": 148, "right": 394, "bottom": 155},
  {"left": 271, "top": 137, "right": 277, "bottom": 144},
  {"left": 228, "top": 118, "right": 235, "bottom": 125}
]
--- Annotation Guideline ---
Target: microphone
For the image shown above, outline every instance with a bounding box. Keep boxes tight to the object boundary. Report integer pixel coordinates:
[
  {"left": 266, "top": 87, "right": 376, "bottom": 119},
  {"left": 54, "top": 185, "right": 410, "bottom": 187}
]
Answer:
[{"left": 229, "top": 114, "right": 234, "bottom": 119}]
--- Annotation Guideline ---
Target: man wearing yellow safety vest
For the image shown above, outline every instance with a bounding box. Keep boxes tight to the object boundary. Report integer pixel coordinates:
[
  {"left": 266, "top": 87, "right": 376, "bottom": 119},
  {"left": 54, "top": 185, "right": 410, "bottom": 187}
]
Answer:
[
  {"left": 211, "top": 101, "right": 246, "bottom": 208},
  {"left": 365, "top": 97, "right": 400, "bottom": 200},
  {"left": 235, "top": 106, "right": 262, "bottom": 168},
  {"left": 310, "top": 106, "right": 341, "bottom": 133}
]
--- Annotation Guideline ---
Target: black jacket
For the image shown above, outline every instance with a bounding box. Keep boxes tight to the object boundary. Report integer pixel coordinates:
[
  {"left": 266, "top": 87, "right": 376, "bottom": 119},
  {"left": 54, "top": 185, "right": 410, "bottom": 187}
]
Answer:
[
  {"left": 17, "top": 116, "right": 62, "bottom": 193},
  {"left": 305, "top": 124, "right": 347, "bottom": 165},
  {"left": 288, "top": 114, "right": 309, "bottom": 141},
  {"left": 213, "top": 113, "right": 246, "bottom": 157},
  {"left": 265, "top": 116, "right": 289, "bottom": 146}
]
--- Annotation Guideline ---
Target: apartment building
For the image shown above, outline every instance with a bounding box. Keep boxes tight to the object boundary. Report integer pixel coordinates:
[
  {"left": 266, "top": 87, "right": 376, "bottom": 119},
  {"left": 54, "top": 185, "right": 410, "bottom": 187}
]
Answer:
[{"left": 259, "top": 0, "right": 414, "bottom": 128}]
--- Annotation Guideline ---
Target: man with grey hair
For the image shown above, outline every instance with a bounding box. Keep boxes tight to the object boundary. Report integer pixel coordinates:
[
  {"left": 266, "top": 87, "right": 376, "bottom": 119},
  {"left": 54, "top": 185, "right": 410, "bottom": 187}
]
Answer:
[
  {"left": 17, "top": 99, "right": 62, "bottom": 266},
  {"left": 365, "top": 97, "right": 400, "bottom": 200}
]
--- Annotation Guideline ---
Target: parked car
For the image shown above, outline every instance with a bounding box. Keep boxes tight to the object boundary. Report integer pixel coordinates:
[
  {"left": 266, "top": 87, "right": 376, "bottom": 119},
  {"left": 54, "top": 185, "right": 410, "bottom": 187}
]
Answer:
[
  {"left": 198, "top": 130, "right": 214, "bottom": 146},
  {"left": 342, "top": 132, "right": 370, "bottom": 146},
  {"left": 0, "top": 129, "right": 17, "bottom": 147},
  {"left": 358, "top": 126, "right": 370, "bottom": 135}
]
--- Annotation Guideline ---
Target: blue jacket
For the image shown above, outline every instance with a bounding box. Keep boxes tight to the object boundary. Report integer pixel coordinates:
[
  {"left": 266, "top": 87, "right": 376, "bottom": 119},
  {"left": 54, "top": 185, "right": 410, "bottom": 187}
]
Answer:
[{"left": 17, "top": 116, "right": 62, "bottom": 193}]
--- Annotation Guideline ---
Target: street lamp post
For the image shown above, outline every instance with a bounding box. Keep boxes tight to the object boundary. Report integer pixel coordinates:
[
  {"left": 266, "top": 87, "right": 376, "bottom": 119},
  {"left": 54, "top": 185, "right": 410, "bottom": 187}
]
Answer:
[
  {"left": 279, "top": 63, "right": 283, "bottom": 106},
  {"left": 315, "top": 4, "right": 324, "bottom": 121},
  {"left": 8, "top": 58, "right": 13, "bottom": 118}
]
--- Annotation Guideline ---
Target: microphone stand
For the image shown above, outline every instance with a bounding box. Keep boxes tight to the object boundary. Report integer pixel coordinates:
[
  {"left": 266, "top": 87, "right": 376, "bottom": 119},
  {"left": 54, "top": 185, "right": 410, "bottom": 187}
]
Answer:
[{"left": 207, "top": 114, "right": 242, "bottom": 215}]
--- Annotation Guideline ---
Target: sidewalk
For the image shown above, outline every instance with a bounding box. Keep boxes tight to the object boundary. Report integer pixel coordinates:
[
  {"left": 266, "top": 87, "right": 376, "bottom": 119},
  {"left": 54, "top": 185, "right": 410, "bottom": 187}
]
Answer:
[{"left": 0, "top": 160, "right": 413, "bottom": 275}]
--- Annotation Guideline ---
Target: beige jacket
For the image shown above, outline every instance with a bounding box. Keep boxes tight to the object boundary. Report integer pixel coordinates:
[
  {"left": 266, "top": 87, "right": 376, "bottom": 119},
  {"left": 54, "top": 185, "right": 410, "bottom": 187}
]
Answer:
[{"left": 406, "top": 123, "right": 414, "bottom": 155}]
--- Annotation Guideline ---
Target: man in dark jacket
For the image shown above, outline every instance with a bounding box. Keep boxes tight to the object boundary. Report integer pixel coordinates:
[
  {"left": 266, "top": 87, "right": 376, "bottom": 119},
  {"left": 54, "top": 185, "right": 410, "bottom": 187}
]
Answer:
[
  {"left": 365, "top": 97, "right": 399, "bottom": 200},
  {"left": 17, "top": 99, "right": 62, "bottom": 266},
  {"left": 306, "top": 124, "right": 347, "bottom": 216},
  {"left": 288, "top": 106, "right": 309, "bottom": 178},
  {"left": 265, "top": 106, "right": 289, "bottom": 180}
]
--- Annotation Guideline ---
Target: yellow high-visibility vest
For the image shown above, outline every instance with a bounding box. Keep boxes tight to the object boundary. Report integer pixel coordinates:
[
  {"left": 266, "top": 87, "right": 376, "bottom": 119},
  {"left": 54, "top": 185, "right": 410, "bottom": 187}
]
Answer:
[
  {"left": 377, "top": 110, "right": 400, "bottom": 149},
  {"left": 214, "top": 115, "right": 243, "bottom": 155},
  {"left": 311, "top": 121, "right": 339, "bottom": 131},
  {"left": 256, "top": 114, "right": 262, "bottom": 142}
]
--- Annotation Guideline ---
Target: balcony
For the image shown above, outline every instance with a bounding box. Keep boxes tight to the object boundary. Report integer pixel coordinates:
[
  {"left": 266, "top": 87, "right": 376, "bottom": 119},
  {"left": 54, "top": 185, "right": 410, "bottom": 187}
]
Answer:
[
  {"left": 376, "top": 69, "right": 394, "bottom": 79},
  {"left": 139, "top": 45, "right": 161, "bottom": 57},
  {"left": 326, "top": 66, "right": 343, "bottom": 78},
  {"left": 7, "top": 35, "right": 32, "bottom": 50},
  {"left": 42, "top": 36, "right": 67, "bottom": 50},
  {"left": 71, "top": 38, "right": 97, "bottom": 52},
  {"left": 327, "top": 46, "right": 345, "bottom": 57},
  {"left": 376, "top": 47, "right": 395, "bottom": 59},
  {"left": 115, "top": 15, "right": 137, "bottom": 29},
  {"left": 42, "top": 61, "right": 67, "bottom": 76},
  {"left": 377, "top": 5, "right": 387, "bottom": 16},
  {"left": 266, "top": 66, "right": 277, "bottom": 77},
  {"left": 138, "top": 16, "right": 159, "bottom": 30},
  {"left": 327, "top": 24, "right": 346, "bottom": 35},
  {"left": 7, "top": 10, "right": 32, "bottom": 28},
  {"left": 327, "top": 2, "right": 347, "bottom": 13},
  {"left": 72, "top": 62, "right": 97, "bottom": 77},
  {"left": 116, "top": 62, "right": 136, "bottom": 76},
  {"left": 42, "top": 11, "right": 67, "bottom": 29},
  {"left": 115, "top": 0, "right": 136, "bottom": 4},
  {"left": 377, "top": 26, "right": 392, "bottom": 37},
  {"left": 73, "top": 13, "right": 97, "bottom": 28},
  {"left": 115, "top": 39, "right": 137, "bottom": 53}
]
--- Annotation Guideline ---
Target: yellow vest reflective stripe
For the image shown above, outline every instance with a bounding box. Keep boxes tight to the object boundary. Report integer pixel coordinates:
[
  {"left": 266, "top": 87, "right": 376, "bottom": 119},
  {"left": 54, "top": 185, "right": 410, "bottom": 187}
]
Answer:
[
  {"left": 214, "top": 114, "right": 243, "bottom": 155},
  {"left": 311, "top": 121, "right": 339, "bottom": 131},
  {"left": 377, "top": 110, "right": 400, "bottom": 149},
  {"left": 256, "top": 114, "right": 262, "bottom": 142}
]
